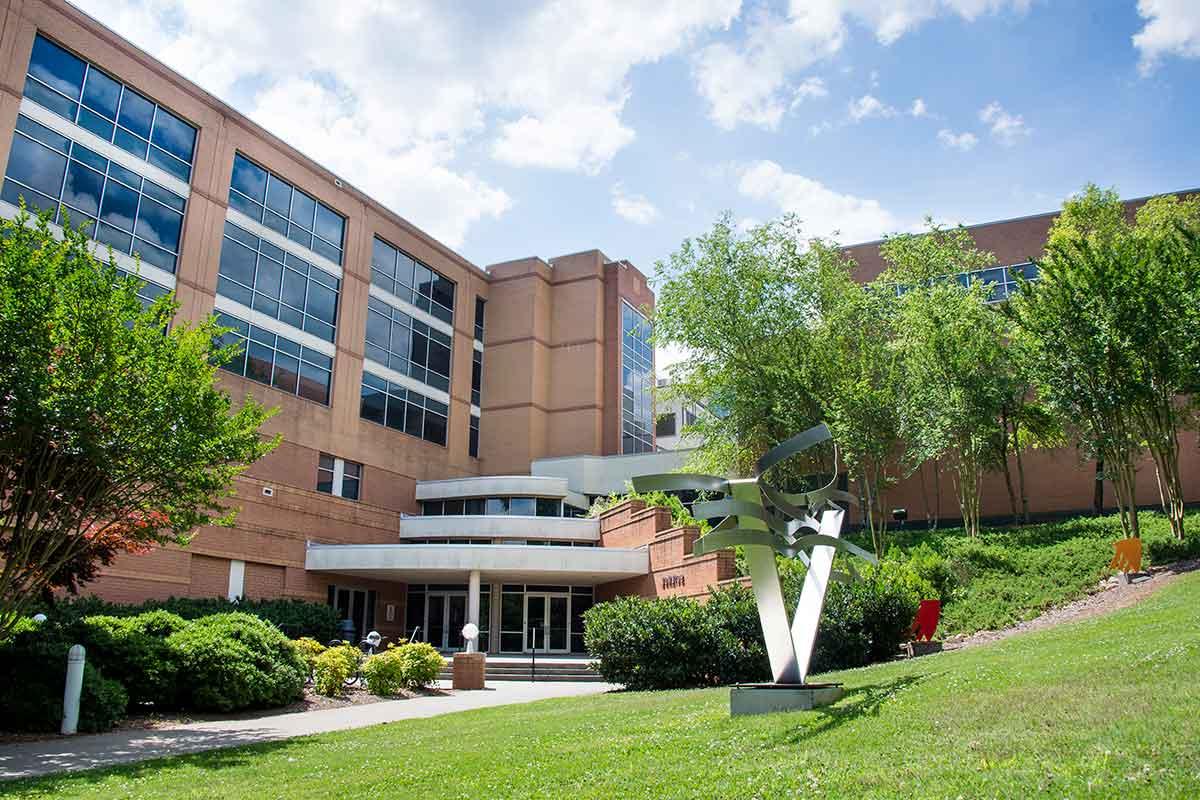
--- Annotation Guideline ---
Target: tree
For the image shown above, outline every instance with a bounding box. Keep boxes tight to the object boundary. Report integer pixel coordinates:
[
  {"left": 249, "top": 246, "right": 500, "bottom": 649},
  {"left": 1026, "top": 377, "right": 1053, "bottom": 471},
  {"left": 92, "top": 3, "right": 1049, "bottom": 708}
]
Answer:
[
  {"left": 0, "top": 210, "right": 278, "bottom": 638},
  {"left": 1011, "top": 186, "right": 1200, "bottom": 539},
  {"left": 880, "top": 222, "right": 1009, "bottom": 538}
]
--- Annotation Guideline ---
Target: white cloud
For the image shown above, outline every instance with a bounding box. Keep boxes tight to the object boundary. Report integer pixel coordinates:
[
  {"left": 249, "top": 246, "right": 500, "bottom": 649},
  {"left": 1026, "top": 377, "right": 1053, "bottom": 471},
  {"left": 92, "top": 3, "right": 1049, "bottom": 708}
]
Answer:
[
  {"left": 790, "top": 77, "right": 830, "bottom": 109},
  {"left": 737, "top": 160, "right": 899, "bottom": 243},
  {"left": 848, "top": 94, "right": 897, "bottom": 121},
  {"left": 910, "top": 97, "right": 928, "bottom": 117},
  {"left": 1133, "top": 0, "right": 1200, "bottom": 75},
  {"left": 937, "top": 128, "right": 979, "bottom": 151},
  {"left": 809, "top": 120, "right": 835, "bottom": 137},
  {"left": 71, "top": 0, "right": 739, "bottom": 246},
  {"left": 692, "top": 0, "right": 1031, "bottom": 129},
  {"left": 979, "top": 101, "right": 1031, "bottom": 145},
  {"left": 611, "top": 183, "right": 660, "bottom": 225}
]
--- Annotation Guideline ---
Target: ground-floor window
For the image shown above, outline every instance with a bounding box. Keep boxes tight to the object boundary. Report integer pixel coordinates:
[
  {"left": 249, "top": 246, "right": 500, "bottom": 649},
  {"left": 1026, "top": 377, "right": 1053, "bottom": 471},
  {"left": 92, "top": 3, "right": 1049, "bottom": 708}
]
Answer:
[
  {"left": 327, "top": 585, "right": 376, "bottom": 643},
  {"left": 499, "top": 584, "right": 593, "bottom": 655},
  {"left": 405, "top": 584, "right": 491, "bottom": 652}
]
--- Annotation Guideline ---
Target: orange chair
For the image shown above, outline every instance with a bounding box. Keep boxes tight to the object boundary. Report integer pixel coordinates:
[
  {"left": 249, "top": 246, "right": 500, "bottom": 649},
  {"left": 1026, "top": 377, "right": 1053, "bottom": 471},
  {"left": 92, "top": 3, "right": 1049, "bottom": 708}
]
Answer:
[{"left": 1110, "top": 538, "right": 1143, "bottom": 575}]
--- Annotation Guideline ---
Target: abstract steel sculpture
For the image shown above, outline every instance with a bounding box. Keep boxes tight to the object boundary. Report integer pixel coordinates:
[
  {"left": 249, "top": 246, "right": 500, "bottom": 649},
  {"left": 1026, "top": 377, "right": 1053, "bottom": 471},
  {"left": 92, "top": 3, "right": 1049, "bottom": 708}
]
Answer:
[{"left": 632, "top": 423, "right": 877, "bottom": 685}]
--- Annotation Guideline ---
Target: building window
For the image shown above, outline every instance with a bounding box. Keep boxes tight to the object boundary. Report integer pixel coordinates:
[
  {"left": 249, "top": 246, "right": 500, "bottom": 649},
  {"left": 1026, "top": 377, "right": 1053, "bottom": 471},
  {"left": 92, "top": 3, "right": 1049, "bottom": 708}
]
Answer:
[
  {"left": 469, "top": 414, "right": 480, "bottom": 459},
  {"left": 317, "top": 454, "right": 361, "bottom": 500},
  {"left": 471, "top": 350, "right": 482, "bottom": 407},
  {"left": 228, "top": 153, "right": 345, "bottom": 265},
  {"left": 364, "top": 296, "right": 452, "bottom": 392},
  {"left": 23, "top": 34, "right": 197, "bottom": 182},
  {"left": 656, "top": 412, "right": 676, "bottom": 438},
  {"left": 370, "top": 236, "right": 455, "bottom": 323},
  {"left": 217, "top": 221, "right": 340, "bottom": 342},
  {"left": 474, "top": 296, "right": 486, "bottom": 341},
  {"left": 891, "top": 261, "right": 1040, "bottom": 304},
  {"left": 119, "top": 269, "right": 171, "bottom": 309},
  {"left": 359, "top": 371, "right": 448, "bottom": 446},
  {"left": 620, "top": 301, "right": 654, "bottom": 454},
  {"left": 684, "top": 407, "right": 698, "bottom": 426},
  {"left": 328, "top": 586, "right": 374, "bottom": 643},
  {"left": 215, "top": 312, "right": 332, "bottom": 404},
  {"left": 3, "top": 115, "right": 187, "bottom": 273}
]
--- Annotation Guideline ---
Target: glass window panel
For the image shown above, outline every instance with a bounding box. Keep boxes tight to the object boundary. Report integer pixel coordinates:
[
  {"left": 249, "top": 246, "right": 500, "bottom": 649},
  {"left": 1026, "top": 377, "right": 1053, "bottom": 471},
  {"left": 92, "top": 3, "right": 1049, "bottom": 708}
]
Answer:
[
  {"left": 99, "top": 179, "right": 138, "bottom": 232},
  {"left": 107, "top": 162, "right": 142, "bottom": 190},
  {"left": 150, "top": 110, "right": 196, "bottom": 163},
  {"left": 147, "top": 146, "right": 190, "bottom": 182},
  {"left": 117, "top": 88, "right": 155, "bottom": 138},
  {"left": 258, "top": 209, "right": 285, "bottom": 237},
  {"left": 360, "top": 383, "right": 387, "bottom": 424},
  {"left": 341, "top": 475, "right": 360, "bottom": 501},
  {"left": 28, "top": 36, "right": 85, "bottom": 100},
  {"left": 385, "top": 393, "right": 406, "bottom": 430},
  {"left": 265, "top": 174, "right": 291, "bottom": 216},
  {"left": 423, "top": 412, "right": 446, "bottom": 446},
  {"left": 5, "top": 180, "right": 56, "bottom": 217},
  {"left": 132, "top": 239, "right": 175, "bottom": 273},
  {"left": 113, "top": 127, "right": 148, "bottom": 159},
  {"left": 216, "top": 276, "right": 252, "bottom": 307},
  {"left": 23, "top": 77, "right": 77, "bottom": 120},
  {"left": 414, "top": 263, "right": 433, "bottom": 297},
  {"left": 314, "top": 204, "right": 343, "bottom": 247},
  {"left": 231, "top": 155, "right": 267, "bottom": 203},
  {"left": 286, "top": 225, "right": 312, "bottom": 249},
  {"left": 6, "top": 135, "right": 67, "bottom": 198},
  {"left": 372, "top": 238, "right": 396, "bottom": 273},
  {"left": 306, "top": 282, "right": 337, "bottom": 324},
  {"left": 134, "top": 199, "right": 183, "bottom": 252},
  {"left": 365, "top": 310, "right": 391, "bottom": 348},
  {"left": 219, "top": 240, "right": 257, "bottom": 286},
  {"left": 251, "top": 255, "right": 281, "bottom": 295},
  {"left": 303, "top": 348, "right": 332, "bottom": 370},
  {"left": 486, "top": 498, "right": 507, "bottom": 515},
  {"left": 81, "top": 68, "right": 121, "bottom": 119},
  {"left": 536, "top": 499, "right": 560, "bottom": 517},
  {"left": 227, "top": 190, "right": 261, "bottom": 222},
  {"left": 271, "top": 352, "right": 300, "bottom": 394},
  {"left": 427, "top": 340, "right": 450, "bottom": 378},
  {"left": 404, "top": 402, "right": 424, "bottom": 438},
  {"left": 77, "top": 107, "right": 115, "bottom": 140},
  {"left": 432, "top": 276, "right": 455, "bottom": 311},
  {"left": 410, "top": 331, "right": 428, "bottom": 366},
  {"left": 510, "top": 498, "right": 535, "bottom": 516},
  {"left": 310, "top": 236, "right": 340, "bottom": 265},
  {"left": 297, "top": 362, "right": 329, "bottom": 404},
  {"left": 281, "top": 269, "right": 307, "bottom": 308},
  {"left": 246, "top": 341, "right": 273, "bottom": 384},
  {"left": 395, "top": 252, "right": 416, "bottom": 288},
  {"left": 252, "top": 293, "right": 279, "bottom": 317},
  {"left": 279, "top": 304, "right": 304, "bottom": 330},
  {"left": 290, "top": 190, "right": 316, "bottom": 228}
]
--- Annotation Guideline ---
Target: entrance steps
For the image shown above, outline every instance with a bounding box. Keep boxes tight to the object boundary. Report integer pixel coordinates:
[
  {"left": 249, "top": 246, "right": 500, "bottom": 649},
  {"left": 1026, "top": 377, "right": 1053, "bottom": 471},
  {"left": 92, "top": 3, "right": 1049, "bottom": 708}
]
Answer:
[{"left": 438, "top": 655, "right": 603, "bottom": 683}]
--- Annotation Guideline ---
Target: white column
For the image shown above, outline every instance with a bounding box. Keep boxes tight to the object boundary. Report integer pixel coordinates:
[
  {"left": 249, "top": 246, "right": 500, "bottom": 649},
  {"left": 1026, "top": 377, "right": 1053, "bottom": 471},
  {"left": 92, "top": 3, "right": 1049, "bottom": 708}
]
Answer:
[{"left": 467, "top": 570, "right": 481, "bottom": 653}]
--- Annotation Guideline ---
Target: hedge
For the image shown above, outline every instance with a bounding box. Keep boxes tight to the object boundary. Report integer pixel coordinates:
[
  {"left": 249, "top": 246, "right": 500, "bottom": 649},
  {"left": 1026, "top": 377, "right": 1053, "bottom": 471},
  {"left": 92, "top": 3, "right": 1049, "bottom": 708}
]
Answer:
[{"left": 31, "top": 595, "right": 339, "bottom": 641}]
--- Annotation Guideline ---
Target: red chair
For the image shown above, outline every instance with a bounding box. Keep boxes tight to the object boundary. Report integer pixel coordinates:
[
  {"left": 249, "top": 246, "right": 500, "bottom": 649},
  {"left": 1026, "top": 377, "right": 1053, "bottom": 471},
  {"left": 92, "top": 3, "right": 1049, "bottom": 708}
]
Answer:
[{"left": 912, "top": 599, "right": 941, "bottom": 642}]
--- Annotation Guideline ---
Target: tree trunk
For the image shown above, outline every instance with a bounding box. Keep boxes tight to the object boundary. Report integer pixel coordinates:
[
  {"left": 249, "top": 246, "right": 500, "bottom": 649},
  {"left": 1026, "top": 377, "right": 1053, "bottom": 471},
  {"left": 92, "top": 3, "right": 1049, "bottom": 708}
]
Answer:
[
  {"left": 999, "top": 412, "right": 1018, "bottom": 527},
  {"left": 1093, "top": 459, "right": 1104, "bottom": 515},
  {"left": 1012, "top": 417, "right": 1030, "bottom": 525}
]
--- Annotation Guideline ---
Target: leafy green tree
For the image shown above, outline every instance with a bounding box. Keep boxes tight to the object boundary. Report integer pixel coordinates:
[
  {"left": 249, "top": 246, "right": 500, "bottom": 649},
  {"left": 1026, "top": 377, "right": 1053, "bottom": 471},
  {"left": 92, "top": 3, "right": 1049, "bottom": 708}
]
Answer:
[
  {"left": 1011, "top": 185, "right": 1200, "bottom": 539},
  {"left": 0, "top": 210, "right": 278, "bottom": 638},
  {"left": 880, "top": 222, "right": 1009, "bottom": 537}
]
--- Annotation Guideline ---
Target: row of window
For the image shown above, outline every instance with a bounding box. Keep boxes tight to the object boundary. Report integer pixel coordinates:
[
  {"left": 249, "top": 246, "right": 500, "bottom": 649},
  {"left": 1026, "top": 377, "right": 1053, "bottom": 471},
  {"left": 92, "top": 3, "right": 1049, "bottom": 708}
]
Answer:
[
  {"left": 371, "top": 236, "right": 455, "bottom": 324},
  {"left": 401, "top": 539, "right": 597, "bottom": 547},
  {"left": 215, "top": 313, "right": 333, "bottom": 405},
  {"left": 419, "top": 497, "right": 587, "bottom": 518},
  {"left": 365, "top": 296, "right": 452, "bottom": 393},
  {"left": 26, "top": 35, "right": 196, "bottom": 182},
  {"left": 655, "top": 407, "right": 698, "bottom": 438},
  {"left": 891, "top": 262, "right": 1040, "bottom": 303},
  {"left": 218, "top": 221, "right": 340, "bottom": 343},
  {"left": 360, "top": 372, "right": 449, "bottom": 447},
  {"left": 3, "top": 115, "right": 186, "bottom": 273},
  {"left": 621, "top": 301, "right": 655, "bottom": 454},
  {"left": 229, "top": 154, "right": 345, "bottom": 266}
]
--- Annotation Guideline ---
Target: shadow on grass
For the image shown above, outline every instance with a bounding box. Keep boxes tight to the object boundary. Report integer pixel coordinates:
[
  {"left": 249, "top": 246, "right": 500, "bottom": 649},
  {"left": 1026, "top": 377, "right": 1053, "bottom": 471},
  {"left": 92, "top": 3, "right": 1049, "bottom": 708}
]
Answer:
[{"left": 775, "top": 673, "right": 934, "bottom": 745}]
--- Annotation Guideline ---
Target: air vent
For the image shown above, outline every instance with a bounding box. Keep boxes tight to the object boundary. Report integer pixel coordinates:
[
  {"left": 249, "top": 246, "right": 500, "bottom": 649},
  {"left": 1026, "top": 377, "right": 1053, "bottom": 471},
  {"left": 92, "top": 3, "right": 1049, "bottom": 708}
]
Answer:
[{"left": 262, "top": 486, "right": 275, "bottom": 497}]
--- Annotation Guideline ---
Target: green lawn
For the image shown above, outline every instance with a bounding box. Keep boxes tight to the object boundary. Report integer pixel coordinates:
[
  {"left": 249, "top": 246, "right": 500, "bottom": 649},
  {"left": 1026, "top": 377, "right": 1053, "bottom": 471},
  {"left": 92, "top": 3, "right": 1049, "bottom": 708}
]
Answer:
[{"left": 6, "top": 574, "right": 1200, "bottom": 799}]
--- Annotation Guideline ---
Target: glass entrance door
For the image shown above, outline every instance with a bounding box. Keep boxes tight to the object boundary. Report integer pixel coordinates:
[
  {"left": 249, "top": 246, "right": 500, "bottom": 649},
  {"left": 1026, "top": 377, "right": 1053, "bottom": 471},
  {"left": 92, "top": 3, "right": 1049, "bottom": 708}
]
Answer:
[
  {"left": 426, "top": 592, "right": 467, "bottom": 651},
  {"left": 524, "top": 593, "right": 569, "bottom": 653}
]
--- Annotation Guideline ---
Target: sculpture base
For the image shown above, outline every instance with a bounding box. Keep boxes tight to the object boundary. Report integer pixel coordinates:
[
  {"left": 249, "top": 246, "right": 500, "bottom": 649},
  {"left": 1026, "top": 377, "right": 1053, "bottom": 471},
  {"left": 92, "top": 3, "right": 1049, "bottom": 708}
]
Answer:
[
  {"left": 730, "top": 683, "right": 843, "bottom": 716},
  {"left": 452, "top": 652, "right": 486, "bottom": 690}
]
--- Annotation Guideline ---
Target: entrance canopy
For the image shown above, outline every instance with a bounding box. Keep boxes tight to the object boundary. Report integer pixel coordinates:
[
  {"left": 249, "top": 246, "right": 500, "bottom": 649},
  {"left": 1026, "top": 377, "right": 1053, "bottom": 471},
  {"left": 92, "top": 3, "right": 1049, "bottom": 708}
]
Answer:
[{"left": 305, "top": 542, "right": 648, "bottom": 585}]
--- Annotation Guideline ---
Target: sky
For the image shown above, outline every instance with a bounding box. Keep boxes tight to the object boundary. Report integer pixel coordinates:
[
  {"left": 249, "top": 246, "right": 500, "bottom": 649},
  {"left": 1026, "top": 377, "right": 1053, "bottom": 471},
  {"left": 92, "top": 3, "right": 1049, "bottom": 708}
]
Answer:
[{"left": 72, "top": 0, "right": 1200, "bottom": 365}]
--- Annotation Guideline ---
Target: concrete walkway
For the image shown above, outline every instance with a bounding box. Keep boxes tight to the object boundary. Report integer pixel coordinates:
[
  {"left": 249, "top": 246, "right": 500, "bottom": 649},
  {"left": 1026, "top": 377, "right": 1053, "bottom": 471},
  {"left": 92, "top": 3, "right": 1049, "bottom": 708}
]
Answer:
[{"left": 0, "top": 680, "right": 618, "bottom": 781}]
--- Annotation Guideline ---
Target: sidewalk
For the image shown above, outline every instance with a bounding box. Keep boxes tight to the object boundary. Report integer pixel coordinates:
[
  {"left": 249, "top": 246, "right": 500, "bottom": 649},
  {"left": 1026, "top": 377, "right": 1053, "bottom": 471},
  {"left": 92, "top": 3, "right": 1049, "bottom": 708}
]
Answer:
[{"left": 0, "top": 680, "right": 617, "bottom": 781}]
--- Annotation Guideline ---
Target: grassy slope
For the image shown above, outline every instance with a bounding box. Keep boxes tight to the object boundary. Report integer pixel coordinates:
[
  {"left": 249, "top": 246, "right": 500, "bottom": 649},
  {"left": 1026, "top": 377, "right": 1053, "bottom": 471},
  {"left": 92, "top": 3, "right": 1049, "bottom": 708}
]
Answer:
[
  {"left": 7, "top": 573, "right": 1200, "bottom": 799},
  {"left": 864, "top": 510, "right": 1200, "bottom": 635}
]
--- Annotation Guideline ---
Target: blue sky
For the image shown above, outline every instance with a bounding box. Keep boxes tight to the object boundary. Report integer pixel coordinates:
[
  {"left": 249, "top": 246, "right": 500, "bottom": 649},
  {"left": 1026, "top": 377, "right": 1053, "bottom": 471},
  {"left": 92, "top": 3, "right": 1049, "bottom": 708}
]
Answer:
[{"left": 77, "top": 1, "right": 1200, "bottom": 285}]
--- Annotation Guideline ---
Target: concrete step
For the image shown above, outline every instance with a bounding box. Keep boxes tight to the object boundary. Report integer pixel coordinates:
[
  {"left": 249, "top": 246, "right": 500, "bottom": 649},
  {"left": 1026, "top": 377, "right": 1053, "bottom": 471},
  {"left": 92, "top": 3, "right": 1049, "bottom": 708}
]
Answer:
[{"left": 438, "top": 658, "right": 602, "bottom": 683}]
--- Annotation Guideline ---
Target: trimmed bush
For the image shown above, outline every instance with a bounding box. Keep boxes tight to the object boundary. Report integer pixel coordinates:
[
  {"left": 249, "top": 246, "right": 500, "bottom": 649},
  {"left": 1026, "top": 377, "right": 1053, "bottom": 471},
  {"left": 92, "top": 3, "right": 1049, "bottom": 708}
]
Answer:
[
  {"left": 74, "top": 612, "right": 185, "bottom": 707},
  {"left": 33, "top": 596, "right": 339, "bottom": 641},
  {"left": 325, "top": 642, "right": 362, "bottom": 677},
  {"left": 166, "top": 613, "right": 306, "bottom": 712},
  {"left": 314, "top": 647, "right": 350, "bottom": 696},
  {"left": 361, "top": 647, "right": 405, "bottom": 695},
  {"left": 808, "top": 567, "right": 921, "bottom": 674},
  {"left": 394, "top": 642, "right": 445, "bottom": 689}
]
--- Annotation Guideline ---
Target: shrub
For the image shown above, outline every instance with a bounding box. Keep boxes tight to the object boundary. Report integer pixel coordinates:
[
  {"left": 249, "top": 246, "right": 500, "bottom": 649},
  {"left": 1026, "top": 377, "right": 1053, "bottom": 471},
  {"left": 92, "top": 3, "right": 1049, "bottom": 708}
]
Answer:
[
  {"left": 166, "top": 613, "right": 306, "bottom": 712},
  {"left": 898, "top": 543, "right": 956, "bottom": 600},
  {"left": 294, "top": 637, "right": 326, "bottom": 674},
  {"left": 587, "top": 488, "right": 710, "bottom": 532},
  {"left": 394, "top": 642, "right": 445, "bottom": 689},
  {"left": 361, "top": 647, "right": 405, "bottom": 695},
  {"left": 75, "top": 612, "right": 184, "bottom": 707},
  {"left": 32, "top": 596, "right": 338, "bottom": 641},
  {"left": 0, "top": 625, "right": 128, "bottom": 732},
  {"left": 325, "top": 642, "right": 362, "bottom": 677},
  {"left": 313, "top": 647, "right": 350, "bottom": 696},
  {"left": 809, "top": 567, "right": 921, "bottom": 673}
]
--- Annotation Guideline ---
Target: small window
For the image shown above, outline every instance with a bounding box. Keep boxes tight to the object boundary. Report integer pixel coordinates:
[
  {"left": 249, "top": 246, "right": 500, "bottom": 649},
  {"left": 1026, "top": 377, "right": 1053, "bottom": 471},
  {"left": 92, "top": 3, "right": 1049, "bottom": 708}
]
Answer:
[
  {"left": 316, "top": 453, "right": 362, "bottom": 500},
  {"left": 536, "top": 498, "right": 561, "bottom": 517},
  {"left": 656, "top": 412, "right": 677, "bottom": 438},
  {"left": 684, "top": 408, "right": 698, "bottom": 426}
]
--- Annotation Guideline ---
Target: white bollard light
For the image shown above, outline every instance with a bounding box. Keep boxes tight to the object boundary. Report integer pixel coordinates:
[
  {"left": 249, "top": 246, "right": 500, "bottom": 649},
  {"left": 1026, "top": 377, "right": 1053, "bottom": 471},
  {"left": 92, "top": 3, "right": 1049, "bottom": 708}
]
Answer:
[{"left": 61, "top": 644, "right": 86, "bottom": 735}]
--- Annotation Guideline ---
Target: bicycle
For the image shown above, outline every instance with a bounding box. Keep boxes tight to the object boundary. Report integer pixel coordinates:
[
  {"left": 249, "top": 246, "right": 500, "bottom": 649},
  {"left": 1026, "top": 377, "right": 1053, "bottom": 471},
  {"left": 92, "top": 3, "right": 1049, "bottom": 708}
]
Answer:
[{"left": 327, "top": 631, "right": 386, "bottom": 688}]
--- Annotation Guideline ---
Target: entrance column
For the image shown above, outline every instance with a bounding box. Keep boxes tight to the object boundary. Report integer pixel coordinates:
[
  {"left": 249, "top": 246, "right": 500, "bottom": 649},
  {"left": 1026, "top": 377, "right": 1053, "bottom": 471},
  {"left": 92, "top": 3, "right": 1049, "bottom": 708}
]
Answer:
[{"left": 467, "top": 570, "right": 481, "bottom": 653}]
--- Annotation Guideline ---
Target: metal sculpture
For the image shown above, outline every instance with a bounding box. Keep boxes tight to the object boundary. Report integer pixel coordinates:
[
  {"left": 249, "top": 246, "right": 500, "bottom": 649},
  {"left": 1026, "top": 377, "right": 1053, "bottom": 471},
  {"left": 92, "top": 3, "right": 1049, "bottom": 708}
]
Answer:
[{"left": 632, "top": 423, "right": 877, "bottom": 685}]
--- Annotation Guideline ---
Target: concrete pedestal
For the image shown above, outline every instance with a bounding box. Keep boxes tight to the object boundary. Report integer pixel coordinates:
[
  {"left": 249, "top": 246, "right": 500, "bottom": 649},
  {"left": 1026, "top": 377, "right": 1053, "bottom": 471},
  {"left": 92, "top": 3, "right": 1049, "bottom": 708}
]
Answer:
[
  {"left": 730, "top": 683, "right": 843, "bottom": 716},
  {"left": 452, "top": 652, "right": 486, "bottom": 690}
]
